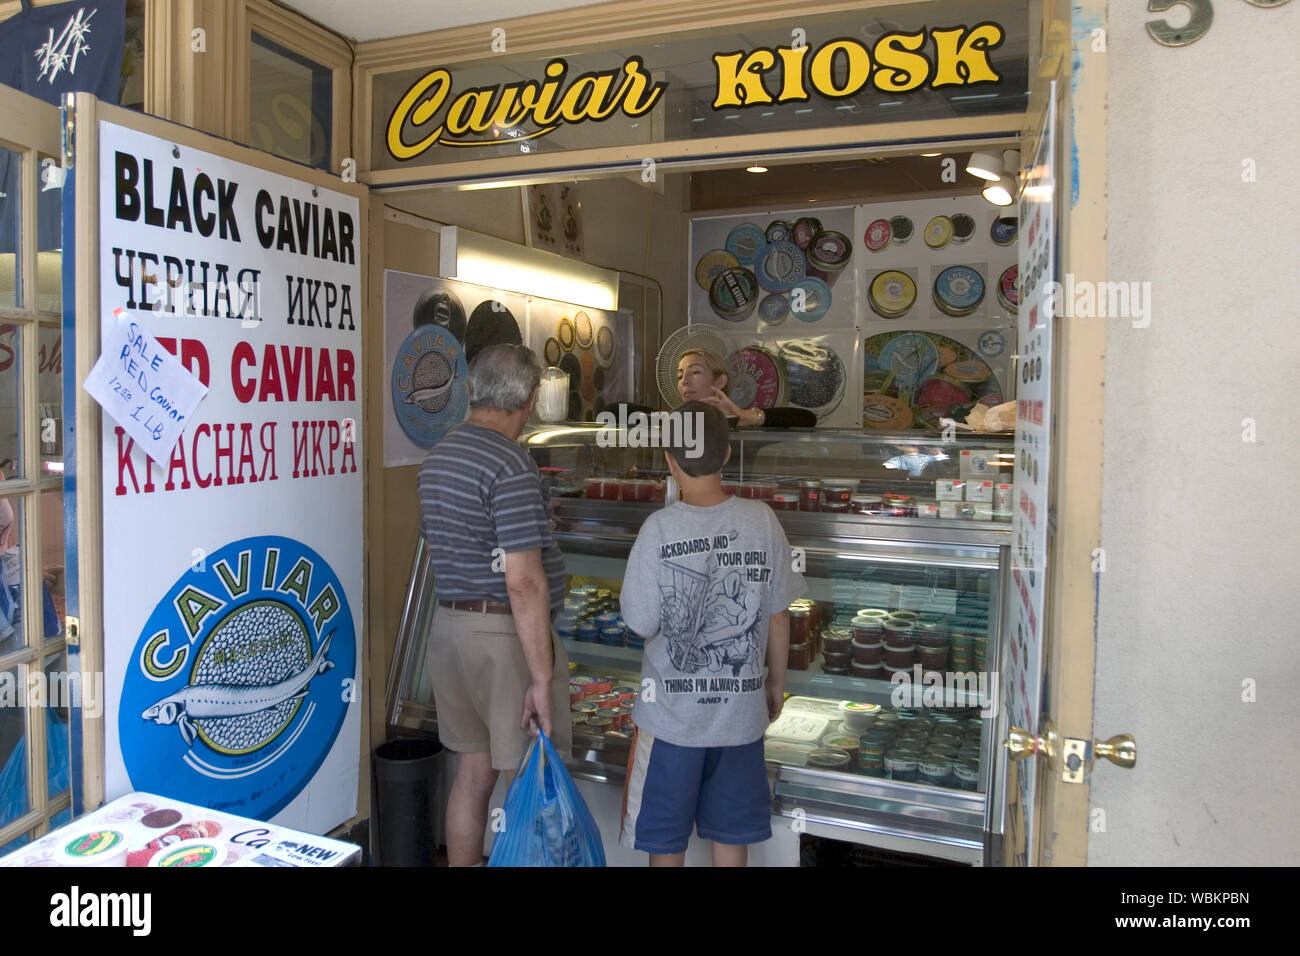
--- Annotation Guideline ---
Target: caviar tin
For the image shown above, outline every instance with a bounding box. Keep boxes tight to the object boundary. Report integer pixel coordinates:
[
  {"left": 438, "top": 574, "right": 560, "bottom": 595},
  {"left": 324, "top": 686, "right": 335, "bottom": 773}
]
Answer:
[
  {"left": 725, "top": 223, "right": 766, "bottom": 264},
  {"left": 863, "top": 218, "right": 891, "bottom": 251},
  {"left": 610, "top": 706, "right": 632, "bottom": 730},
  {"left": 593, "top": 612, "right": 619, "bottom": 628},
  {"left": 823, "top": 734, "right": 860, "bottom": 763},
  {"left": 996, "top": 265, "right": 1020, "bottom": 314},
  {"left": 772, "top": 491, "right": 800, "bottom": 510},
  {"left": 919, "top": 760, "right": 954, "bottom": 787},
  {"left": 789, "top": 276, "right": 832, "bottom": 322},
  {"left": 792, "top": 217, "right": 822, "bottom": 249},
  {"left": 709, "top": 267, "right": 760, "bottom": 321},
  {"left": 858, "top": 608, "right": 890, "bottom": 620},
  {"left": 933, "top": 265, "right": 986, "bottom": 316},
  {"left": 763, "top": 219, "right": 792, "bottom": 242},
  {"left": 851, "top": 615, "right": 885, "bottom": 641},
  {"left": 884, "top": 753, "right": 919, "bottom": 782},
  {"left": 754, "top": 240, "right": 807, "bottom": 294},
  {"left": 586, "top": 715, "right": 613, "bottom": 734},
  {"left": 758, "top": 292, "right": 790, "bottom": 325},
  {"left": 570, "top": 712, "right": 588, "bottom": 728},
  {"left": 950, "top": 212, "right": 976, "bottom": 243},
  {"left": 990, "top": 215, "right": 1018, "bottom": 246},
  {"left": 924, "top": 215, "right": 954, "bottom": 249},
  {"left": 823, "top": 649, "right": 852, "bottom": 669},
  {"left": 884, "top": 642, "right": 916, "bottom": 668},
  {"left": 807, "top": 748, "right": 853, "bottom": 770},
  {"left": 576, "top": 624, "right": 600, "bottom": 643},
  {"left": 599, "top": 626, "right": 625, "bottom": 646},
  {"left": 694, "top": 249, "right": 742, "bottom": 290},
  {"left": 889, "top": 609, "right": 920, "bottom": 623},
  {"left": 850, "top": 494, "right": 885, "bottom": 515},
  {"left": 917, "top": 645, "right": 948, "bottom": 671},
  {"left": 806, "top": 230, "right": 852, "bottom": 287},
  {"left": 851, "top": 660, "right": 885, "bottom": 680},
  {"left": 869, "top": 270, "right": 918, "bottom": 318},
  {"left": 954, "top": 763, "right": 981, "bottom": 791},
  {"left": 822, "top": 628, "right": 853, "bottom": 654},
  {"left": 889, "top": 215, "right": 914, "bottom": 245},
  {"left": 851, "top": 639, "right": 883, "bottom": 666}
]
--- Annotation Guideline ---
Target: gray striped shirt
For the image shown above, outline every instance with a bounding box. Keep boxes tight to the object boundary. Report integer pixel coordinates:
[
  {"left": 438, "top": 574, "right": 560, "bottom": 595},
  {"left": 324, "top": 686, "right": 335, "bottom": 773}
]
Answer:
[{"left": 418, "top": 423, "right": 566, "bottom": 609}]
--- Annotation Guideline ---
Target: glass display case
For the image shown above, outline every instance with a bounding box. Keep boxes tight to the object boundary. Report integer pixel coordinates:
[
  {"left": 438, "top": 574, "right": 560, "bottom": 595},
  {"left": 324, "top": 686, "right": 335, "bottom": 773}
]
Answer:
[{"left": 389, "top": 425, "right": 1014, "bottom": 864}]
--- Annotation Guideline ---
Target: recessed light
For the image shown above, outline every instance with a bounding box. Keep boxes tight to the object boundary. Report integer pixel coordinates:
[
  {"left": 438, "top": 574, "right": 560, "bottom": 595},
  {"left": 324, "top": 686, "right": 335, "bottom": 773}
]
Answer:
[
  {"left": 921, "top": 152, "right": 942, "bottom": 157},
  {"left": 746, "top": 165, "right": 768, "bottom": 174}
]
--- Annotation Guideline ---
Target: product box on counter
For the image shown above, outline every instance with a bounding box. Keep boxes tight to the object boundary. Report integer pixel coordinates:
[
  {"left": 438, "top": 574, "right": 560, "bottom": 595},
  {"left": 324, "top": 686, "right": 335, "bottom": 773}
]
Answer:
[{"left": 0, "top": 792, "right": 361, "bottom": 868}]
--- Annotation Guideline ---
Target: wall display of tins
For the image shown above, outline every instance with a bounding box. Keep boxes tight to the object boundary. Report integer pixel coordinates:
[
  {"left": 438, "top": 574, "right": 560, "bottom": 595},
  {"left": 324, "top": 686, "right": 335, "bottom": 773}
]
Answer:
[
  {"left": 863, "top": 329, "right": 1011, "bottom": 431},
  {"left": 384, "top": 271, "right": 528, "bottom": 466},
  {"left": 690, "top": 206, "right": 858, "bottom": 332},
  {"left": 528, "top": 298, "right": 633, "bottom": 422}
]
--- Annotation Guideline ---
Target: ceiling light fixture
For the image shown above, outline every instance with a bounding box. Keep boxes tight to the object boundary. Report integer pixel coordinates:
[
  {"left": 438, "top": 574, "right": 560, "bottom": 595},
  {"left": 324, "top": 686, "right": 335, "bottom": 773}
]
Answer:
[
  {"left": 920, "top": 152, "right": 942, "bottom": 157},
  {"left": 965, "top": 150, "right": 1002, "bottom": 181},
  {"left": 746, "top": 164, "right": 768, "bottom": 173},
  {"left": 978, "top": 150, "right": 1021, "bottom": 206}
]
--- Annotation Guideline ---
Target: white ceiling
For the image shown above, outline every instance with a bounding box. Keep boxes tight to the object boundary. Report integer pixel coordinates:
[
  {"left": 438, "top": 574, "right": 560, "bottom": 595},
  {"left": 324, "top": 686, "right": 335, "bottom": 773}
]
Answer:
[{"left": 278, "top": 0, "right": 611, "bottom": 43}]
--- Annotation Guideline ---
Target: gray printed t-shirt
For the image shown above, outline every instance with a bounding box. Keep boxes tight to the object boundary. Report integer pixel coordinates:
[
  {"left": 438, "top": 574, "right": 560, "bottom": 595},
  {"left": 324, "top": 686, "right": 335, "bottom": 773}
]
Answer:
[{"left": 620, "top": 496, "right": 806, "bottom": 749}]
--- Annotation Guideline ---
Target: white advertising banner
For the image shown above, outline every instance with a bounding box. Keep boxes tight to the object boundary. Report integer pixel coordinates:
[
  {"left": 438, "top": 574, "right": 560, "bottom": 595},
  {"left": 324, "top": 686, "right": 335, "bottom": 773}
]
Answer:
[
  {"left": 1003, "top": 87, "right": 1056, "bottom": 861},
  {"left": 95, "top": 120, "right": 362, "bottom": 833}
]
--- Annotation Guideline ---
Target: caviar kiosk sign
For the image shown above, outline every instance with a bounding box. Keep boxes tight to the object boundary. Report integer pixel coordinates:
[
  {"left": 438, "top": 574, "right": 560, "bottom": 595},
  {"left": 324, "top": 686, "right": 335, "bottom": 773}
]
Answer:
[{"left": 94, "top": 121, "right": 362, "bottom": 831}]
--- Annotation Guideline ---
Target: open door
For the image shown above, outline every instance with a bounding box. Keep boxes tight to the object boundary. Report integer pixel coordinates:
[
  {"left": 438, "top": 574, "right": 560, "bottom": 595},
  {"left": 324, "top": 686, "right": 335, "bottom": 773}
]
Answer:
[
  {"left": 62, "top": 92, "right": 371, "bottom": 832},
  {"left": 1000, "top": 0, "right": 1134, "bottom": 867},
  {"left": 0, "top": 84, "right": 72, "bottom": 850}
]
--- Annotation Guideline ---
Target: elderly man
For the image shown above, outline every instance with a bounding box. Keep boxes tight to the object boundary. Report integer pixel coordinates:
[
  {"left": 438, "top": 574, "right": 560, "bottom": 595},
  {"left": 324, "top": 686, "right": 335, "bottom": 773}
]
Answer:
[{"left": 418, "top": 343, "right": 572, "bottom": 866}]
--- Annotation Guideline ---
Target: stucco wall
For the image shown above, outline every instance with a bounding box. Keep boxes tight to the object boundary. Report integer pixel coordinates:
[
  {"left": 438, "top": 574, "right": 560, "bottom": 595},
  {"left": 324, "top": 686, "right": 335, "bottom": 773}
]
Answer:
[{"left": 1091, "top": 1, "right": 1300, "bottom": 865}]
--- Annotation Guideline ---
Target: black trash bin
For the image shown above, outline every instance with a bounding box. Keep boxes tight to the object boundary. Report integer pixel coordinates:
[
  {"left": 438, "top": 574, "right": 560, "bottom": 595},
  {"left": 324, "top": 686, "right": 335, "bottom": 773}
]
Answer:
[{"left": 370, "top": 737, "right": 445, "bottom": 866}]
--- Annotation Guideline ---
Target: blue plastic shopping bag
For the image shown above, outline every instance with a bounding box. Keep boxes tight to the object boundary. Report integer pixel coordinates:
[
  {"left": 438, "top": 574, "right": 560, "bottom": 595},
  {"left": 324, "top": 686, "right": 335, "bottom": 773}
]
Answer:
[{"left": 487, "top": 730, "right": 605, "bottom": 867}]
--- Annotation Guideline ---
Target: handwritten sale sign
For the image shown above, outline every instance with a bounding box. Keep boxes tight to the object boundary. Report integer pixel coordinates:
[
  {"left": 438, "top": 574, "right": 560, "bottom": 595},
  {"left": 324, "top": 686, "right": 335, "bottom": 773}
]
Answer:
[{"left": 84, "top": 309, "right": 209, "bottom": 461}]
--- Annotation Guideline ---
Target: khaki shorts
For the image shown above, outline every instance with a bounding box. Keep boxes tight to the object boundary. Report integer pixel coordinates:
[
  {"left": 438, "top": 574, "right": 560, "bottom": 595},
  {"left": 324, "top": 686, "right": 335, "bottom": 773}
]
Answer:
[{"left": 426, "top": 605, "right": 572, "bottom": 770}]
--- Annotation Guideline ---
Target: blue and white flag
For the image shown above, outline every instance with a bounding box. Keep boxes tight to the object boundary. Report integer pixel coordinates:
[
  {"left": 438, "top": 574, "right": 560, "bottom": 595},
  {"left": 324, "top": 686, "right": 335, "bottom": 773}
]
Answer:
[{"left": 0, "top": 0, "right": 127, "bottom": 106}]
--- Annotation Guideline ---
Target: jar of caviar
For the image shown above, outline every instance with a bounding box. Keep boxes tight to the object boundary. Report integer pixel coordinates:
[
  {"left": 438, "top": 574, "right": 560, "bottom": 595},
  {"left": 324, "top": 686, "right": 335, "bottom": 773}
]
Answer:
[
  {"left": 787, "top": 641, "right": 810, "bottom": 671},
  {"left": 850, "top": 495, "right": 884, "bottom": 515},
  {"left": 771, "top": 490, "right": 799, "bottom": 510},
  {"left": 883, "top": 493, "right": 915, "bottom": 517},
  {"left": 788, "top": 605, "right": 811, "bottom": 643},
  {"left": 798, "top": 480, "right": 823, "bottom": 512},
  {"left": 822, "top": 481, "right": 856, "bottom": 509}
]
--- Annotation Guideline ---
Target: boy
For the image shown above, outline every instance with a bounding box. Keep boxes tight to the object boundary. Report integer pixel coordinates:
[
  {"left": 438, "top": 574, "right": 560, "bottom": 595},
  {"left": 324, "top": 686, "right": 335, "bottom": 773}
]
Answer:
[{"left": 618, "top": 401, "right": 805, "bottom": 866}]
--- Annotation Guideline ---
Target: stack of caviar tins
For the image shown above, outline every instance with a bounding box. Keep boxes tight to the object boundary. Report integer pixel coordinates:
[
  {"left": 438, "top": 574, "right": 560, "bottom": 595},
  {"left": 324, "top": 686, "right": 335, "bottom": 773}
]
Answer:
[
  {"left": 568, "top": 675, "right": 639, "bottom": 739},
  {"left": 862, "top": 706, "right": 985, "bottom": 788},
  {"left": 555, "top": 585, "right": 619, "bottom": 642}
]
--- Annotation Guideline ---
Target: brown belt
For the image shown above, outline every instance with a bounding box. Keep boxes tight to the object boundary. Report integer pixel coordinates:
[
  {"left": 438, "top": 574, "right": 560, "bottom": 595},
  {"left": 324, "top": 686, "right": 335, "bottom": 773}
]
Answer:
[{"left": 439, "top": 599, "right": 513, "bottom": 615}]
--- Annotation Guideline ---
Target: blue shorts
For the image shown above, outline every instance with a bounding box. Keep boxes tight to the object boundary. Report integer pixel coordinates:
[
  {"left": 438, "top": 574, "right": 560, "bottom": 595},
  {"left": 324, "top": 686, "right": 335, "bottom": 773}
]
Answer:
[{"left": 619, "top": 730, "right": 772, "bottom": 855}]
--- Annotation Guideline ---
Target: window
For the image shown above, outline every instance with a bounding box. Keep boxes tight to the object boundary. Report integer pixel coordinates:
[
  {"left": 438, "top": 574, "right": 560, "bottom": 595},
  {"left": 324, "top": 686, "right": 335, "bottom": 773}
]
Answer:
[
  {"left": 249, "top": 32, "right": 333, "bottom": 170},
  {"left": 0, "top": 87, "right": 70, "bottom": 855}
]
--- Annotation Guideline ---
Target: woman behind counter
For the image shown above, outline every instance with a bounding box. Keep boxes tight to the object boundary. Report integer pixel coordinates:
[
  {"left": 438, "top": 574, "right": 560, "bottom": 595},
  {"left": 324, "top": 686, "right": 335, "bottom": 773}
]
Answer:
[{"left": 675, "top": 350, "right": 815, "bottom": 429}]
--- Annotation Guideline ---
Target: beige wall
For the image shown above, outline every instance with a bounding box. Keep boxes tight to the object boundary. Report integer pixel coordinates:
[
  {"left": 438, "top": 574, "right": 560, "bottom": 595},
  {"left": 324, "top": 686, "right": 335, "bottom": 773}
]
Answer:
[{"left": 1092, "top": 2, "right": 1300, "bottom": 865}]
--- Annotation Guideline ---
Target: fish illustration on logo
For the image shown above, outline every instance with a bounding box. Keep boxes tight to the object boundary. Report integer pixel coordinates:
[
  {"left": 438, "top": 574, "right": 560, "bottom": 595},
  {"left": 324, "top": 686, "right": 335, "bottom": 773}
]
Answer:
[
  {"left": 120, "top": 536, "right": 356, "bottom": 819},
  {"left": 392, "top": 322, "right": 468, "bottom": 447},
  {"left": 142, "top": 630, "right": 335, "bottom": 747}
]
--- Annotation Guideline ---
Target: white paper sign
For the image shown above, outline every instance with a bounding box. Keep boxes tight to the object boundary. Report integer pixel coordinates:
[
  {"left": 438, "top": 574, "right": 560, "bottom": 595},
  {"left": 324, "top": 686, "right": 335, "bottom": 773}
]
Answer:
[{"left": 83, "top": 309, "right": 209, "bottom": 461}]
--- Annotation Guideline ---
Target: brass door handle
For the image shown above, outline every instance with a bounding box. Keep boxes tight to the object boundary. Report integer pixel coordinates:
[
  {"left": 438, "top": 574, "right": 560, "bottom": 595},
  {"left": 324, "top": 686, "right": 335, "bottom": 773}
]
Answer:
[
  {"left": 1004, "top": 721, "right": 1057, "bottom": 763},
  {"left": 1094, "top": 733, "right": 1136, "bottom": 770},
  {"left": 1006, "top": 724, "right": 1136, "bottom": 784}
]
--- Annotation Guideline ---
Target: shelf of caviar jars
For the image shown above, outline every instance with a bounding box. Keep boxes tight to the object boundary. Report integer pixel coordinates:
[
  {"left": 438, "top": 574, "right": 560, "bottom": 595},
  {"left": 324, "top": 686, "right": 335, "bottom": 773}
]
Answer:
[
  {"left": 802, "top": 702, "right": 986, "bottom": 790},
  {"left": 788, "top": 600, "right": 990, "bottom": 680},
  {"left": 568, "top": 672, "right": 638, "bottom": 741},
  {"left": 555, "top": 584, "right": 646, "bottom": 650}
]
